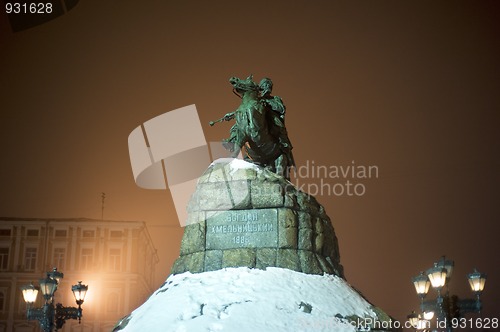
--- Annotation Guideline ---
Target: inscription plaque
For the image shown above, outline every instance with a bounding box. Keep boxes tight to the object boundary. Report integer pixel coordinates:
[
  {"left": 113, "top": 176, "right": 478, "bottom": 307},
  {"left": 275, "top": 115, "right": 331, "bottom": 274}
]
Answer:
[{"left": 206, "top": 209, "right": 278, "bottom": 249}]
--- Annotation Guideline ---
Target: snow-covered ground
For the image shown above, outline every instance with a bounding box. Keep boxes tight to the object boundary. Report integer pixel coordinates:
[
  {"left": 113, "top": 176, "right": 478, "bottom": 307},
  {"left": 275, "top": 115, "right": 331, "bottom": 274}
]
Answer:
[{"left": 116, "top": 267, "right": 387, "bottom": 332}]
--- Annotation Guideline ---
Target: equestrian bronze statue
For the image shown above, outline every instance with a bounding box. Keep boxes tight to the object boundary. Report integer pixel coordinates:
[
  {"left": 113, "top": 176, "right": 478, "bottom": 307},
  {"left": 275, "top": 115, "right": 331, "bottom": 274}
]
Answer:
[{"left": 210, "top": 75, "right": 295, "bottom": 179}]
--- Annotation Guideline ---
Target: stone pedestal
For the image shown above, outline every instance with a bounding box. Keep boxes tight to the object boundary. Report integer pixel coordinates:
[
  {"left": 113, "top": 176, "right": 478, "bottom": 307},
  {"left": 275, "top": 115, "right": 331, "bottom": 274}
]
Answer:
[
  {"left": 114, "top": 159, "right": 394, "bottom": 332},
  {"left": 171, "top": 159, "right": 344, "bottom": 278}
]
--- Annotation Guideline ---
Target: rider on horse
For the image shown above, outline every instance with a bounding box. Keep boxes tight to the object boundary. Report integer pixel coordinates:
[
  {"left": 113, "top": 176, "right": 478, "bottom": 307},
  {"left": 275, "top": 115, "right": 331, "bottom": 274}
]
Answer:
[
  {"left": 258, "top": 78, "right": 295, "bottom": 169},
  {"left": 210, "top": 75, "right": 295, "bottom": 179}
]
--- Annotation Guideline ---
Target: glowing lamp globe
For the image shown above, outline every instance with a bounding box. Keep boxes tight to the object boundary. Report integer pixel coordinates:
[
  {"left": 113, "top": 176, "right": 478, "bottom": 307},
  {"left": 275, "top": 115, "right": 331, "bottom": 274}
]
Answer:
[
  {"left": 407, "top": 311, "right": 419, "bottom": 328},
  {"left": 416, "top": 318, "right": 429, "bottom": 330},
  {"left": 426, "top": 263, "right": 447, "bottom": 290},
  {"left": 21, "top": 283, "right": 39, "bottom": 304},
  {"left": 423, "top": 311, "right": 434, "bottom": 320},
  {"left": 412, "top": 272, "right": 430, "bottom": 298},
  {"left": 468, "top": 269, "right": 486, "bottom": 295},
  {"left": 39, "top": 276, "right": 58, "bottom": 301},
  {"left": 72, "top": 281, "right": 88, "bottom": 305}
]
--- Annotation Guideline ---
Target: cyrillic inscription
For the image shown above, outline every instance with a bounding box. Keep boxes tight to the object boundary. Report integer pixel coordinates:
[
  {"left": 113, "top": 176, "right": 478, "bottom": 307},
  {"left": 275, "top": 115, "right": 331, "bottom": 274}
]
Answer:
[{"left": 206, "top": 209, "right": 278, "bottom": 249}]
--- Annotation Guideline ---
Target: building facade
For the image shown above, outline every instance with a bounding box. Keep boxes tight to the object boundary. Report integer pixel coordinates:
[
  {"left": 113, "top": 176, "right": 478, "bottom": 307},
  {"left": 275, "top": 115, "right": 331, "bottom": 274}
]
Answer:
[{"left": 0, "top": 218, "right": 159, "bottom": 332}]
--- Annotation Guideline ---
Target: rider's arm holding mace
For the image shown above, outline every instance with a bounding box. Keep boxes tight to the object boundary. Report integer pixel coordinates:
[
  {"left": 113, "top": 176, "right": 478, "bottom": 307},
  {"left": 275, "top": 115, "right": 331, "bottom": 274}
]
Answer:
[{"left": 209, "top": 111, "right": 236, "bottom": 126}]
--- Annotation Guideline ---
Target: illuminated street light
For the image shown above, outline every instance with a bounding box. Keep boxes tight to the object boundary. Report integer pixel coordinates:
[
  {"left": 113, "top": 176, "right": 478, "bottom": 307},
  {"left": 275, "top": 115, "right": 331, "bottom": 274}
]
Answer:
[
  {"left": 412, "top": 272, "right": 430, "bottom": 299},
  {"left": 467, "top": 268, "right": 486, "bottom": 295},
  {"left": 407, "top": 311, "right": 419, "bottom": 328},
  {"left": 20, "top": 267, "right": 88, "bottom": 332},
  {"left": 426, "top": 263, "right": 447, "bottom": 292},
  {"left": 467, "top": 268, "right": 486, "bottom": 314},
  {"left": 21, "top": 283, "right": 39, "bottom": 304},
  {"left": 410, "top": 257, "right": 486, "bottom": 331},
  {"left": 39, "top": 275, "right": 58, "bottom": 301},
  {"left": 415, "top": 318, "right": 429, "bottom": 330},
  {"left": 72, "top": 281, "right": 89, "bottom": 311},
  {"left": 423, "top": 311, "right": 434, "bottom": 320}
]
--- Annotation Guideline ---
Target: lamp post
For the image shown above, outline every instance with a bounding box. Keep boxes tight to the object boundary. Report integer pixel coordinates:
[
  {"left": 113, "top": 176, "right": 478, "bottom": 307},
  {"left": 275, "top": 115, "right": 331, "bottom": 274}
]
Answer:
[
  {"left": 407, "top": 311, "right": 419, "bottom": 329},
  {"left": 467, "top": 268, "right": 486, "bottom": 314},
  {"left": 409, "top": 257, "right": 486, "bottom": 331},
  {"left": 21, "top": 267, "right": 88, "bottom": 332},
  {"left": 426, "top": 262, "right": 448, "bottom": 323},
  {"left": 412, "top": 271, "right": 430, "bottom": 306}
]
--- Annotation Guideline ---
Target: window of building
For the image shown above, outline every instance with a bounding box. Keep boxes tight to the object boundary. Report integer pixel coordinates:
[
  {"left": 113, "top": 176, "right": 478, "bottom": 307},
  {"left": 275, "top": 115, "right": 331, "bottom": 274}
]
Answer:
[
  {"left": 55, "top": 229, "right": 67, "bottom": 237},
  {"left": 26, "top": 229, "right": 39, "bottom": 237},
  {"left": 82, "top": 230, "right": 95, "bottom": 238},
  {"left": 0, "top": 291, "right": 5, "bottom": 311},
  {"left": 24, "top": 247, "right": 37, "bottom": 271},
  {"left": 0, "top": 248, "right": 9, "bottom": 270},
  {"left": 80, "top": 248, "right": 93, "bottom": 270},
  {"left": 0, "top": 229, "right": 11, "bottom": 237},
  {"left": 110, "top": 230, "right": 123, "bottom": 238},
  {"left": 109, "top": 249, "right": 121, "bottom": 271},
  {"left": 53, "top": 248, "right": 66, "bottom": 270}
]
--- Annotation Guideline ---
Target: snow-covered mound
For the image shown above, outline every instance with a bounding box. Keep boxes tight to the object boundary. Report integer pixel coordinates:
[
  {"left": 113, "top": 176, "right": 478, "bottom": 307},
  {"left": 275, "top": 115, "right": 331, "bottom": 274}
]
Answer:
[{"left": 115, "top": 267, "right": 389, "bottom": 332}]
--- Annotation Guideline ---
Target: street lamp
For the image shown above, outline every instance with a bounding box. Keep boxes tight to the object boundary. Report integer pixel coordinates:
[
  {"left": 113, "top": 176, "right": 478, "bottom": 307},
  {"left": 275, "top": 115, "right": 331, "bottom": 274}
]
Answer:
[
  {"left": 407, "top": 311, "right": 419, "bottom": 328},
  {"left": 423, "top": 311, "right": 434, "bottom": 320},
  {"left": 39, "top": 275, "right": 58, "bottom": 301},
  {"left": 467, "top": 268, "right": 486, "bottom": 295},
  {"left": 72, "top": 281, "right": 88, "bottom": 306},
  {"left": 20, "top": 283, "right": 39, "bottom": 304},
  {"left": 412, "top": 272, "right": 430, "bottom": 299},
  {"left": 20, "top": 267, "right": 88, "bottom": 332},
  {"left": 426, "top": 263, "right": 447, "bottom": 292},
  {"left": 407, "top": 311, "right": 430, "bottom": 331},
  {"left": 467, "top": 268, "right": 486, "bottom": 314},
  {"left": 416, "top": 318, "right": 430, "bottom": 330},
  {"left": 410, "top": 257, "right": 487, "bottom": 331},
  {"left": 426, "top": 262, "right": 447, "bottom": 322}
]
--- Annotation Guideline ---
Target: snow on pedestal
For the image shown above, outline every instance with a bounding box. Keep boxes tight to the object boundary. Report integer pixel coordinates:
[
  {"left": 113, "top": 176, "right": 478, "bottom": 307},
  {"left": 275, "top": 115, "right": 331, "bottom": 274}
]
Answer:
[
  {"left": 115, "top": 267, "right": 390, "bottom": 332},
  {"left": 114, "top": 159, "right": 393, "bottom": 331}
]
